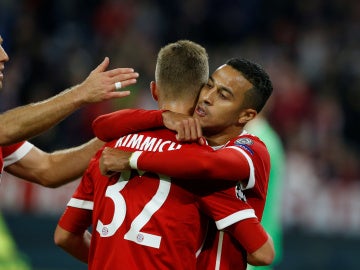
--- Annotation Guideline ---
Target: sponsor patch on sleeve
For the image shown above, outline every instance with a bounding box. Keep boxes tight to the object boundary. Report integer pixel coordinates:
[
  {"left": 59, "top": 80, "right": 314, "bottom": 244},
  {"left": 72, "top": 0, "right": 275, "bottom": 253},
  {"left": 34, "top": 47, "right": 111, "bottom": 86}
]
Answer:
[{"left": 234, "top": 137, "right": 254, "bottom": 155}]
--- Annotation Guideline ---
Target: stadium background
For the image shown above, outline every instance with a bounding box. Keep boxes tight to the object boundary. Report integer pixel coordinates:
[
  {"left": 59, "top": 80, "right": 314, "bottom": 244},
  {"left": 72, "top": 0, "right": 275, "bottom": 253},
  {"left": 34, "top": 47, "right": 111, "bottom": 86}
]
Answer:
[{"left": 0, "top": 0, "right": 360, "bottom": 269}]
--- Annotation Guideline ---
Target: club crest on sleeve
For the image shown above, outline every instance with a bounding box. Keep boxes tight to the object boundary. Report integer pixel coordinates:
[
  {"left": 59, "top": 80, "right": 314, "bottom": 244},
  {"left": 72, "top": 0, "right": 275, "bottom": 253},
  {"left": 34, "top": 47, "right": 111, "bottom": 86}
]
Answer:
[
  {"left": 235, "top": 138, "right": 253, "bottom": 145},
  {"left": 234, "top": 137, "right": 254, "bottom": 155},
  {"left": 235, "top": 183, "right": 247, "bottom": 202}
]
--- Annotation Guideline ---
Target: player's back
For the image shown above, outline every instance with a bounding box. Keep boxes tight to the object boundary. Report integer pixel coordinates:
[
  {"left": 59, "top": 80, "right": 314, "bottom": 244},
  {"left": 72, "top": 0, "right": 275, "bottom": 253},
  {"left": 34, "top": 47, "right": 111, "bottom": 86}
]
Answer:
[{"left": 89, "top": 129, "right": 207, "bottom": 270}]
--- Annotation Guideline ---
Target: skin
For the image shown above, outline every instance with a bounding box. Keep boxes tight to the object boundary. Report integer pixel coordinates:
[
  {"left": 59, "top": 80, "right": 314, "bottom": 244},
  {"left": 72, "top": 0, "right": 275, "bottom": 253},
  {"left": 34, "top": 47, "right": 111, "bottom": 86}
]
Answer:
[
  {"left": 5, "top": 138, "right": 104, "bottom": 188},
  {"left": 98, "top": 64, "right": 258, "bottom": 172},
  {"left": 55, "top": 227, "right": 91, "bottom": 263},
  {"left": 193, "top": 64, "right": 256, "bottom": 146},
  {"left": 97, "top": 64, "right": 274, "bottom": 265},
  {"left": 0, "top": 35, "right": 139, "bottom": 146},
  {"left": 0, "top": 34, "right": 138, "bottom": 187}
]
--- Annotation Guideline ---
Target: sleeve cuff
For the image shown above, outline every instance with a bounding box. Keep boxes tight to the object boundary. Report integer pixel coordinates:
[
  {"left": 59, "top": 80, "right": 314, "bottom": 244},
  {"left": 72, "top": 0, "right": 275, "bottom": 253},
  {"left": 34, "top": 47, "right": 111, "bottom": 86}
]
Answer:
[{"left": 129, "top": 151, "right": 143, "bottom": 169}]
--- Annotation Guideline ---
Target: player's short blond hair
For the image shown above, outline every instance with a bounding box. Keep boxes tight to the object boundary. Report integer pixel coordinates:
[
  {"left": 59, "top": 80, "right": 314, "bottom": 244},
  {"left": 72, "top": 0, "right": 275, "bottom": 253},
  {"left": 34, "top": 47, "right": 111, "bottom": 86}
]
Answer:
[{"left": 155, "top": 40, "right": 209, "bottom": 101}]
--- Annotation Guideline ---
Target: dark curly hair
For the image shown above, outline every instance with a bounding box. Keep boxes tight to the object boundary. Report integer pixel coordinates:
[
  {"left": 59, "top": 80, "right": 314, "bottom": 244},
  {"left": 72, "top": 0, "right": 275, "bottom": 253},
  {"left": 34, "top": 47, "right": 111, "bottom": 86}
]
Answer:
[{"left": 226, "top": 58, "right": 273, "bottom": 113}]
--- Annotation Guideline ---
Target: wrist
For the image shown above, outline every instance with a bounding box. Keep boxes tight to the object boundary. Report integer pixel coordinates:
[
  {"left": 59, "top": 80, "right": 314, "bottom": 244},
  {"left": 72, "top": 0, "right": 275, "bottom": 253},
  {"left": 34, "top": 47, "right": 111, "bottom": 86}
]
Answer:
[{"left": 66, "top": 84, "right": 87, "bottom": 107}]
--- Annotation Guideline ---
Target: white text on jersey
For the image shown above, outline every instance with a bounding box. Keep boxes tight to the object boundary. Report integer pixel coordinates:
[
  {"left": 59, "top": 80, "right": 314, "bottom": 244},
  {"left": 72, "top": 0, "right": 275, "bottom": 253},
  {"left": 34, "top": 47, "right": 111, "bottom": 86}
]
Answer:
[{"left": 115, "top": 134, "right": 182, "bottom": 152}]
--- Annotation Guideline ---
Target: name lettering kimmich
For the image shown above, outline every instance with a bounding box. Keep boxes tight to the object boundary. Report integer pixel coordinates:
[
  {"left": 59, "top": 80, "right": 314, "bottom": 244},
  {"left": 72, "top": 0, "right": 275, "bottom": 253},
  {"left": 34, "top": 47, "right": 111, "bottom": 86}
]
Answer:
[{"left": 115, "top": 134, "right": 182, "bottom": 152}]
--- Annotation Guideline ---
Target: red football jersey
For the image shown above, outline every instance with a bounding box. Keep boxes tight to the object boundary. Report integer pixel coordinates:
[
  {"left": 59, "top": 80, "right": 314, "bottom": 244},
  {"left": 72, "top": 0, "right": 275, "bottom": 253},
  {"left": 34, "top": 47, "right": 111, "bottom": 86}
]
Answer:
[
  {"left": 132, "top": 132, "right": 270, "bottom": 219},
  {"left": 0, "top": 141, "right": 33, "bottom": 180},
  {"left": 130, "top": 132, "right": 270, "bottom": 270},
  {"left": 60, "top": 130, "right": 208, "bottom": 270},
  {"left": 91, "top": 109, "right": 271, "bottom": 269}
]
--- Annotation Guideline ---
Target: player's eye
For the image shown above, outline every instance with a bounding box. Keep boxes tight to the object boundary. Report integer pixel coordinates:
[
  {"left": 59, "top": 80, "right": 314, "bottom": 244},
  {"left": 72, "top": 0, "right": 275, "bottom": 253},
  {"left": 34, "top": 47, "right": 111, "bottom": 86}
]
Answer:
[{"left": 219, "top": 90, "right": 228, "bottom": 99}]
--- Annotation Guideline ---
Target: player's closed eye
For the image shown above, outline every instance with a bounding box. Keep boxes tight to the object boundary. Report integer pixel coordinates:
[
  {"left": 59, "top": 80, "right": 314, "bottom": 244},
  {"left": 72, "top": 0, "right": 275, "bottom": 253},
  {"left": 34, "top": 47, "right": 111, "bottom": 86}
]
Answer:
[{"left": 218, "top": 90, "right": 229, "bottom": 99}]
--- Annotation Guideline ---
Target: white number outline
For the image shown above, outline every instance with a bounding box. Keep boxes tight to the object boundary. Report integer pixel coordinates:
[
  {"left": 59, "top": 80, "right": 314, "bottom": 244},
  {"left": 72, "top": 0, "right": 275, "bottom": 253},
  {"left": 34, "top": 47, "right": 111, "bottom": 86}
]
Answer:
[{"left": 96, "top": 171, "right": 171, "bottom": 249}]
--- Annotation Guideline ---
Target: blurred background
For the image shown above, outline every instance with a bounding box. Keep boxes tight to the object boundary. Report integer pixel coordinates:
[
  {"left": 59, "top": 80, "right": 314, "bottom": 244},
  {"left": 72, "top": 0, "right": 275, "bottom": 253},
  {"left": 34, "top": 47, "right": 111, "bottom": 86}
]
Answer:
[{"left": 0, "top": 0, "right": 360, "bottom": 269}]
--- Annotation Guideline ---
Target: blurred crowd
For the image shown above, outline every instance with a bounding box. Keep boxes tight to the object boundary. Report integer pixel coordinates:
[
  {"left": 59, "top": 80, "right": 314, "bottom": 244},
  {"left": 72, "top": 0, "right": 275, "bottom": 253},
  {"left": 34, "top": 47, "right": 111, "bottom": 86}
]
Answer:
[{"left": 1, "top": 0, "right": 360, "bottom": 234}]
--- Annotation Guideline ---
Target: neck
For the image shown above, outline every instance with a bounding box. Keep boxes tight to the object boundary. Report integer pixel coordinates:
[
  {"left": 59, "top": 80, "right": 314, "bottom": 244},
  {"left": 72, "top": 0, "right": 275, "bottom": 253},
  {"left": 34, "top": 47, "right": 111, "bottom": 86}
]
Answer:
[
  {"left": 159, "top": 100, "right": 195, "bottom": 115},
  {"left": 205, "top": 127, "right": 244, "bottom": 146}
]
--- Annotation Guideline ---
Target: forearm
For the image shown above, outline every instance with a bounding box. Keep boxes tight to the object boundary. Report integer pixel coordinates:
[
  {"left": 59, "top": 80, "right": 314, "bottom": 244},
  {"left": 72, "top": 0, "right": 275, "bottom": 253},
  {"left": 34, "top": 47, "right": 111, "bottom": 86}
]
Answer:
[
  {"left": 92, "top": 109, "right": 164, "bottom": 141},
  {"left": 54, "top": 225, "right": 90, "bottom": 263},
  {"left": 0, "top": 86, "right": 85, "bottom": 145},
  {"left": 48, "top": 137, "right": 104, "bottom": 181},
  {"left": 43, "top": 138, "right": 104, "bottom": 186},
  {"left": 6, "top": 138, "right": 104, "bottom": 187}
]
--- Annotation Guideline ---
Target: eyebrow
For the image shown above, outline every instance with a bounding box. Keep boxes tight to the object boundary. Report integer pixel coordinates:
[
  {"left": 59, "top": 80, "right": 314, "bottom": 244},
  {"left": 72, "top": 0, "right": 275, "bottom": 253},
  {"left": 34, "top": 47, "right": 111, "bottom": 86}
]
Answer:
[{"left": 211, "top": 76, "right": 234, "bottom": 98}]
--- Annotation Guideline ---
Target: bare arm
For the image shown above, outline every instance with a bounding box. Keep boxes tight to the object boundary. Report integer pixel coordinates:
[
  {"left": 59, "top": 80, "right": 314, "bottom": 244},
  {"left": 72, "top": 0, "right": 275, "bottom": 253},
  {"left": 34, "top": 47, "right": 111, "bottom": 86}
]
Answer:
[
  {"left": 247, "top": 234, "right": 274, "bottom": 266},
  {"left": 54, "top": 225, "right": 90, "bottom": 263},
  {"left": 5, "top": 138, "right": 104, "bottom": 187},
  {"left": 0, "top": 57, "right": 138, "bottom": 145}
]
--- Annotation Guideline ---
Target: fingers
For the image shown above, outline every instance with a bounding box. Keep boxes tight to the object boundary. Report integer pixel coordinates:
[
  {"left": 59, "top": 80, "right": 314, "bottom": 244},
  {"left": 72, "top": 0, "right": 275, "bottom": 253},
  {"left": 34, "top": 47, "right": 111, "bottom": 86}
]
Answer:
[
  {"left": 110, "top": 71, "right": 139, "bottom": 91},
  {"left": 107, "top": 68, "right": 137, "bottom": 77},
  {"left": 112, "top": 77, "right": 138, "bottom": 90},
  {"left": 198, "top": 137, "right": 206, "bottom": 145},
  {"left": 93, "top": 57, "right": 110, "bottom": 73},
  {"left": 111, "top": 71, "right": 139, "bottom": 81},
  {"left": 106, "top": 90, "right": 131, "bottom": 100},
  {"left": 99, "top": 147, "right": 112, "bottom": 175},
  {"left": 176, "top": 118, "right": 202, "bottom": 142}
]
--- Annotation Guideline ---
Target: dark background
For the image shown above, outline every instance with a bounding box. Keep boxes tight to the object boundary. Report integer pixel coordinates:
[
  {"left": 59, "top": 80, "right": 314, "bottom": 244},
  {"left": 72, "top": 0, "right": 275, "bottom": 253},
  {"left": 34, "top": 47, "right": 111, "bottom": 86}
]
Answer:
[{"left": 1, "top": 0, "right": 360, "bottom": 269}]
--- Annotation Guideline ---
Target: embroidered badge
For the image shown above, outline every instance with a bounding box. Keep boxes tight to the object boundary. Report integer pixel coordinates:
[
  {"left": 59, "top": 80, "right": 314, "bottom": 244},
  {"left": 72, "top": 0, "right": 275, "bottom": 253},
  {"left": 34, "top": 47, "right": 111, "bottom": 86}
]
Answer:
[
  {"left": 235, "top": 138, "right": 253, "bottom": 145},
  {"left": 234, "top": 137, "right": 254, "bottom": 155}
]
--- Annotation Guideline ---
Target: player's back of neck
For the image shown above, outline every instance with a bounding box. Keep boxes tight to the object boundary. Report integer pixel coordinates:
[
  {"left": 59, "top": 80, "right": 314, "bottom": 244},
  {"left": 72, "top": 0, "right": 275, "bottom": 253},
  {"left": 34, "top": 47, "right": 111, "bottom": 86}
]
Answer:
[{"left": 159, "top": 100, "right": 195, "bottom": 116}]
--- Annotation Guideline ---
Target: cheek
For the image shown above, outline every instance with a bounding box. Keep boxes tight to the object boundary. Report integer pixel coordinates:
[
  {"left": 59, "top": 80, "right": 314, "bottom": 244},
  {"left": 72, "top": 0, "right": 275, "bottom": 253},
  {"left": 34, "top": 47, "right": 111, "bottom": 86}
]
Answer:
[{"left": 219, "top": 109, "right": 239, "bottom": 124}]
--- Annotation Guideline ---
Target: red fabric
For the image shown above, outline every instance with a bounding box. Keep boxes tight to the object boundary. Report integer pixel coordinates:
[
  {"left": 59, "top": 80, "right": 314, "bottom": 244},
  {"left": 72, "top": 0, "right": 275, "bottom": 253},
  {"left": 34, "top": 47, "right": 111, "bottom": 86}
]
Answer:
[
  {"left": 62, "top": 132, "right": 207, "bottom": 270},
  {"left": 227, "top": 218, "right": 268, "bottom": 254},
  {"left": 92, "top": 109, "right": 164, "bottom": 141},
  {"left": 136, "top": 133, "right": 270, "bottom": 219},
  {"left": 68, "top": 109, "right": 271, "bottom": 269},
  {"left": 0, "top": 142, "right": 26, "bottom": 173},
  {"left": 2, "top": 142, "right": 24, "bottom": 157},
  {"left": 59, "top": 207, "right": 92, "bottom": 235},
  {"left": 197, "top": 222, "right": 247, "bottom": 270}
]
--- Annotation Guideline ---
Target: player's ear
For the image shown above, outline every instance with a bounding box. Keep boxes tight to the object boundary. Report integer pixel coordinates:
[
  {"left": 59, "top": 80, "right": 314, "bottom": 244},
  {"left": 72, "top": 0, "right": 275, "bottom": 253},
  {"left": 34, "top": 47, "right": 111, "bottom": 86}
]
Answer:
[
  {"left": 238, "top": 108, "right": 257, "bottom": 125},
  {"left": 150, "top": 81, "right": 158, "bottom": 101}
]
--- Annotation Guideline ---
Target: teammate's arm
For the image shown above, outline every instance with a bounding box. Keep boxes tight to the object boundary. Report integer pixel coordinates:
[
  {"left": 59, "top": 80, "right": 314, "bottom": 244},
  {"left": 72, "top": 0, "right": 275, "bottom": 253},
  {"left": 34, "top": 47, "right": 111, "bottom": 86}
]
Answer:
[
  {"left": 5, "top": 138, "right": 104, "bottom": 187},
  {"left": 92, "top": 109, "right": 165, "bottom": 141},
  {"left": 0, "top": 57, "right": 138, "bottom": 146},
  {"left": 99, "top": 146, "right": 250, "bottom": 182},
  {"left": 92, "top": 109, "right": 202, "bottom": 142}
]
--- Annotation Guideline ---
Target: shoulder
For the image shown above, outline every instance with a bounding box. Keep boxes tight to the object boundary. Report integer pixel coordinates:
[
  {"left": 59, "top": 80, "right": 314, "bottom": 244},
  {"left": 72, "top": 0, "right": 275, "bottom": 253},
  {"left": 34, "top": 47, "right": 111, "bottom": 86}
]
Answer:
[
  {"left": 229, "top": 131, "right": 266, "bottom": 148},
  {"left": 227, "top": 132, "right": 269, "bottom": 157}
]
